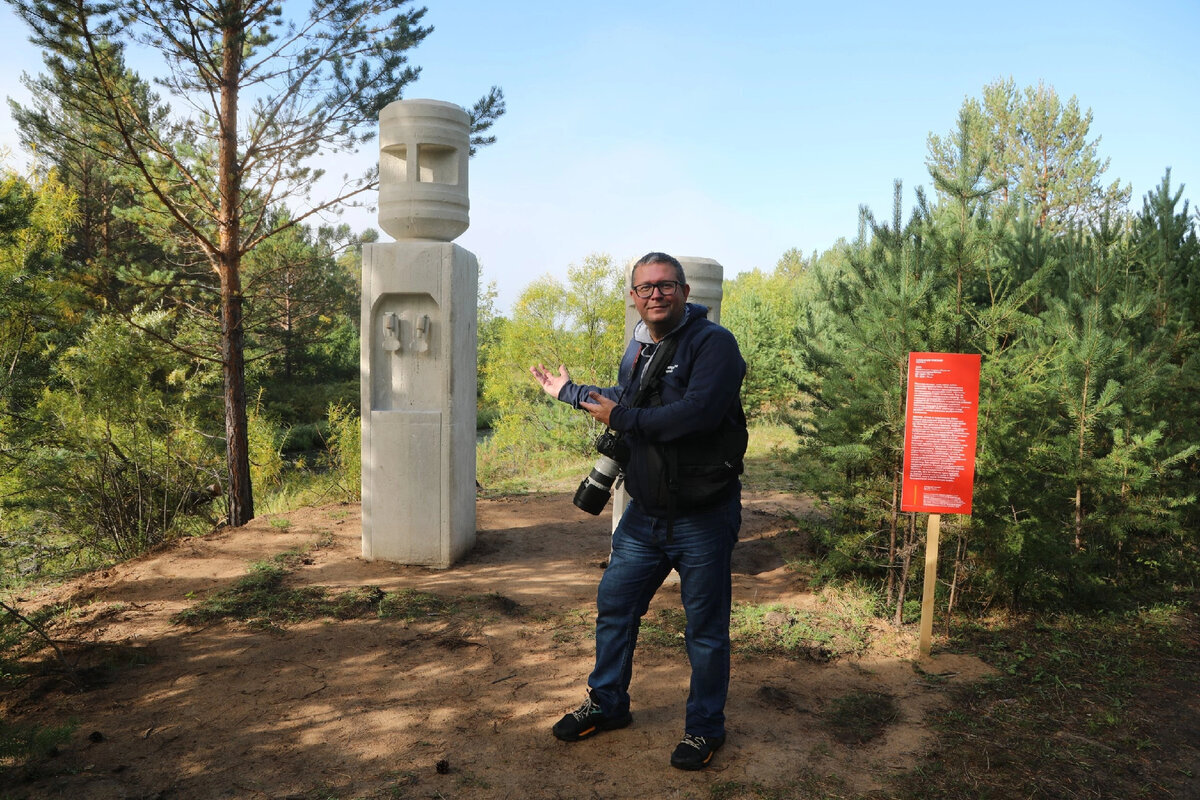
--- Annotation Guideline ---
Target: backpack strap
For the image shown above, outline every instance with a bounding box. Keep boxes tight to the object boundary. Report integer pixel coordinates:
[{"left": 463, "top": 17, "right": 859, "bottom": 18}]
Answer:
[
  {"left": 627, "top": 334, "right": 682, "bottom": 540},
  {"left": 628, "top": 334, "right": 681, "bottom": 409}
]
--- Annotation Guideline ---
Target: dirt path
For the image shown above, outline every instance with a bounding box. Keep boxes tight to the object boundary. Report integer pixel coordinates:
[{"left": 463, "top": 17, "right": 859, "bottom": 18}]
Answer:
[{"left": 2, "top": 492, "right": 993, "bottom": 799}]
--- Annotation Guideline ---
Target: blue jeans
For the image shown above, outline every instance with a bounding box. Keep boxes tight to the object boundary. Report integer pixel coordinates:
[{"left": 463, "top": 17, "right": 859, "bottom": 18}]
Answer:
[{"left": 587, "top": 494, "right": 741, "bottom": 738}]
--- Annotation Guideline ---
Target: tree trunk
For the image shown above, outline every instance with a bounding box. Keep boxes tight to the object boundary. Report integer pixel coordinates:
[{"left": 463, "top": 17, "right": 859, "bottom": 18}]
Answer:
[
  {"left": 221, "top": 274, "right": 253, "bottom": 526},
  {"left": 893, "top": 512, "right": 916, "bottom": 625},
  {"left": 1074, "top": 367, "right": 1090, "bottom": 551},
  {"left": 283, "top": 269, "right": 295, "bottom": 380},
  {"left": 218, "top": 9, "right": 253, "bottom": 527},
  {"left": 887, "top": 460, "right": 900, "bottom": 608},
  {"left": 946, "top": 529, "right": 966, "bottom": 633},
  {"left": 888, "top": 370, "right": 906, "bottom": 608}
]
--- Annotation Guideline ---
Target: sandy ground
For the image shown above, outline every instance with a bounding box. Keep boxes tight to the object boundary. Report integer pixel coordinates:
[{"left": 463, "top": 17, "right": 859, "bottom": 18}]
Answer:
[{"left": 2, "top": 491, "right": 995, "bottom": 799}]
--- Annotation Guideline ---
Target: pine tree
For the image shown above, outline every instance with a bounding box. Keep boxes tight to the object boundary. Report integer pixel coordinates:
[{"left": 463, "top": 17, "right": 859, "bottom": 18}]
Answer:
[
  {"left": 240, "top": 215, "right": 358, "bottom": 384},
  {"left": 9, "top": 50, "right": 168, "bottom": 313},
  {"left": 796, "top": 184, "right": 951, "bottom": 620},
  {"left": 927, "top": 78, "right": 1130, "bottom": 230},
  {"left": 6, "top": 0, "right": 505, "bottom": 525},
  {"left": 1123, "top": 171, "right": 1200, "bottom": 578}
]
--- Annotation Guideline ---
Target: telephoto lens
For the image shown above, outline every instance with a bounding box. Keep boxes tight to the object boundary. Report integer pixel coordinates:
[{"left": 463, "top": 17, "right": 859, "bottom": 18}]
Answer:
[{"left": 573, "top": 455, "right": 623, "bottom": 515}]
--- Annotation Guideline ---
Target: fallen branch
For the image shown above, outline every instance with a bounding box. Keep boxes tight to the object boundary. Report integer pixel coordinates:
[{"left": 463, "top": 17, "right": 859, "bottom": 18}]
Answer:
[{"left": 0, "top": 598, "right": 80, "bottom": 688}]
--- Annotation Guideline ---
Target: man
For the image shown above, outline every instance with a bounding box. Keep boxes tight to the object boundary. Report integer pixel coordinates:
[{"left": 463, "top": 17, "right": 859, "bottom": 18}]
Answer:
[{"left": 530, "top": 251, "right": 747, "bottom": 771}]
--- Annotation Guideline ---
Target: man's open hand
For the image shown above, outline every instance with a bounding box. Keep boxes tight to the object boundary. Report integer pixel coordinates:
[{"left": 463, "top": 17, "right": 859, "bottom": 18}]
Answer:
[{"left": 530, "top": 363, "right": 570, "bottom": 398}]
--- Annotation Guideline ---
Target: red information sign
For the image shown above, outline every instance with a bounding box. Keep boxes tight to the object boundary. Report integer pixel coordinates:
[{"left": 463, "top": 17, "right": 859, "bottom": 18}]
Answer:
[{"left": 901, "top": 352, "right": 981, "bottom": 515}]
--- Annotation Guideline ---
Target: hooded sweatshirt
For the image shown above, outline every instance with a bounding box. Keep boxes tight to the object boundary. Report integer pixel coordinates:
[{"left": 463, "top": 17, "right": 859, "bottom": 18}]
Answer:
[{"left": 557, "top": 303, "right": 747, "bottom": 516}]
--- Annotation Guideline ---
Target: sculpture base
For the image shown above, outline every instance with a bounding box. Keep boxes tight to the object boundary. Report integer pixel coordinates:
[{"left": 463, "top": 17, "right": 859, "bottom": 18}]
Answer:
[{"left": 360, "top": 241, "right": 477, "bottom": 567}]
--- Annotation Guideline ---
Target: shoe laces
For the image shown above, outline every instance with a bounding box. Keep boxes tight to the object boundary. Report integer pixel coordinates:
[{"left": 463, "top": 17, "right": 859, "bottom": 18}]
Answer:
[
  {"left": 680, "top": 733, "right": 709, "bottom": 751},
  {"left": 571, "top": 693, "right": 601, "bottom": 721}
]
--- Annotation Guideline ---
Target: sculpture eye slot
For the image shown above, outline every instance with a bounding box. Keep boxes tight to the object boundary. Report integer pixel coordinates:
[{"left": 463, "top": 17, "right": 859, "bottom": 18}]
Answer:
[{"left": 418, "top": 144, "right": 458, "bottom": 184}]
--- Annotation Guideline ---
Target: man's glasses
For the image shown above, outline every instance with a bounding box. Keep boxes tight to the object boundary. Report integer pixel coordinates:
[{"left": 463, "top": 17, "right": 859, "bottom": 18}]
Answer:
[{"left": 632, "top": 280, "right": 681, "bottom": 299}]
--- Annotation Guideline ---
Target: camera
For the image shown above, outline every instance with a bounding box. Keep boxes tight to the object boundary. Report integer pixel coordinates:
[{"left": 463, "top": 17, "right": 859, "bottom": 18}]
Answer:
[{"left": 573, "top": 430, "right": 630, "bottom": 515}]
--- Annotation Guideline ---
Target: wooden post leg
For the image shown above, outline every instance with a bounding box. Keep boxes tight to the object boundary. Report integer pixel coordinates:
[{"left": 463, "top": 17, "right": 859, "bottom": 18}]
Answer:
[{"left": 918, "top": 513, "right": 941, "bottom": 660}]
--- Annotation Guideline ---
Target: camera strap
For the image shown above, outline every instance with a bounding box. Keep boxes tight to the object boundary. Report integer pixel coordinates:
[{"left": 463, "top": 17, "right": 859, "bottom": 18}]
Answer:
[
  {"left": 626, "top": 334, "right": 682, "bottom": 540},
  {"left": 628, "top": 335, "right": 680, "bottom": 409}
]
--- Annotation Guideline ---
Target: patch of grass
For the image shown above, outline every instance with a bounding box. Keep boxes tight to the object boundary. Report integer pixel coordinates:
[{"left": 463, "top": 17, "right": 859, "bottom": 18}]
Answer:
[
  {"left": 745, "top": 420, "right": 799, "bottom": 456},
  {"left": 742, "top": 421, "right": 802, "bottom": 491},
  {"left": 268, "top": 531, "right": 334, "bottom": 571},
  {"left": 822, "top": 690, "right": 899, "bottom": 745},
  {"left": 377, "top": 588, "right": 448, "bottom": 621},
  {"left": 731, "top": 584, "right": 878, "bottom": 660},
  {"left": 477, "top": 447, "right": 594, "bottom": 496},
  {"left": 551, "top": 608, "right": 592, "bottom": 643},
  {"left": 0, "top": 717, "right": 77, "bottom": 778},
  {"left": 172, "top": 528, "right": 376, "bottom": 627},
  {"left": 709, "top": 780, "right": 774, "bottom": 800},
  {"left": 378, "top": 769, "right": 422, "bottom": 798},
  {"left": 565, "top": 584, "right": 877, "bottom": 662},
  {"left": 456, "top": 770, "right": 490, "bottom": 789},
  {"left": 255, "top": 466, "right": 360, "bottom": 516},
  {"left": 380, "top": 589, "right": 523, "bottom": 624},
  {"left": 639, "top": 607, "right": 687, "bottom": 649},
  {"left": 1, "top": 602, "right": 67, "bottom": 663},
  {"left": 173, "top": 568, "right": 454, "bottom": 629},
  {"left": 173, "top": 536, "right": 525, "bottom": 631},
  {"left": 464, "top": 591, "right": 525, "bottom": 619},
  {"left": 708, "top": 772, "right": 862, "bottom": 800},
  {"left": 173, "top": 562, "right": 319, "bottom": 627},
  {"left": 0, "top": 599, "right": 81, "bottom": 691},
  {"left": 891, "top": 602, "right": 1199, "bottom": 800}
]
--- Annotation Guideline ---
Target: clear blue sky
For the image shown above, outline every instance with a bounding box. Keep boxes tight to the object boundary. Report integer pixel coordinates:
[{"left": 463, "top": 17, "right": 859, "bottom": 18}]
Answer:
[{"left": 2, "top": 0, "right": 1197, "bottom": 311}]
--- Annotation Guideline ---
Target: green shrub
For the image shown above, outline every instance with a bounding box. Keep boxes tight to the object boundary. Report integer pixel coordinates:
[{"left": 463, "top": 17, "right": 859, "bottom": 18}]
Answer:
[{"left": 325, "top": 402, "right": 360, "bottom": 502}]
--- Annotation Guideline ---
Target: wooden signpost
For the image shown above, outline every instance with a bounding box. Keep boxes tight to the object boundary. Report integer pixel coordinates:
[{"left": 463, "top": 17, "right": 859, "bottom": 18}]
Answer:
[{"left": 900, "top": 352, "right": 982, "bottom": 659}]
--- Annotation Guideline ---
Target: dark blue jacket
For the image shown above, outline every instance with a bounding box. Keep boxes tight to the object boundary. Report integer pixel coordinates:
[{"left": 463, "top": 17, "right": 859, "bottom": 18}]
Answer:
[{"left": 558, "top": 304, "right": 747, "bottom": 516}]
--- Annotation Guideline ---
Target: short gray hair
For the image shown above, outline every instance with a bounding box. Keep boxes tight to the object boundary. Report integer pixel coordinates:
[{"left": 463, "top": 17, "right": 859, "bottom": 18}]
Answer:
[{"left": 632, "top": 252, "right": 686, "bottom": 285}]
